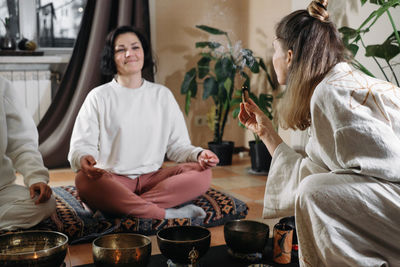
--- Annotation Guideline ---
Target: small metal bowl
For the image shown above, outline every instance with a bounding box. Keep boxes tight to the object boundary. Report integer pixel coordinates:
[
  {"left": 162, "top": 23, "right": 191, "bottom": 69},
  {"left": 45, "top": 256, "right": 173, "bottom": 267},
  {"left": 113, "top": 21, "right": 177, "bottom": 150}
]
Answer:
[
  {"left": 224, "top": 220, "right": 269, "bottom": 254},
  {"left": 0, "top": 230, "right": 68, "bottom": 267},
  {"left": 157, "top": 226, "right": 210, "bottom": 265},
  {"left": 92, "top": 233, "right": 151, "bottom": 267}
]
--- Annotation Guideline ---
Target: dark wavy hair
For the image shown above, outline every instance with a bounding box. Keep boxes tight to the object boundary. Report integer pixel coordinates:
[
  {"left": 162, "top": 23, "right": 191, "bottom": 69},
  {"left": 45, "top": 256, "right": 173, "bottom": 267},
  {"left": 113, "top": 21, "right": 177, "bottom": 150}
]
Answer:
[{"left": 100, "top": 25, "right": 154, "bottom": 76}]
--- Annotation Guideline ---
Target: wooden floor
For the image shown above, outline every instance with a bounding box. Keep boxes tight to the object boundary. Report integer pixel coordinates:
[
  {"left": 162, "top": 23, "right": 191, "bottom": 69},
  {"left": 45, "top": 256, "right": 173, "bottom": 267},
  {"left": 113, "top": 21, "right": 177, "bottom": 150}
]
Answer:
[{"left": 44, "top": 153, "right": 280, "bottom": 266}]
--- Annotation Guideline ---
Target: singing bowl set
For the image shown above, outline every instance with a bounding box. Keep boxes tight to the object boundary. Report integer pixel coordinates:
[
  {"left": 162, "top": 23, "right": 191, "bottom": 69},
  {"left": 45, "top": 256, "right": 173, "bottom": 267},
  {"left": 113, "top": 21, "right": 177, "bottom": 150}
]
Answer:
[
  {"left": 0, "top": 230, "right": 68, "bottom": 267},
  {"left": 224, "top": 220, "right": 270, "bottom": 254},
  {"left": 157, "top": 225, "right": 211, "bottom": 265},
  {"left": 92, "top": 233, "right": 151, "bottom": 267}
]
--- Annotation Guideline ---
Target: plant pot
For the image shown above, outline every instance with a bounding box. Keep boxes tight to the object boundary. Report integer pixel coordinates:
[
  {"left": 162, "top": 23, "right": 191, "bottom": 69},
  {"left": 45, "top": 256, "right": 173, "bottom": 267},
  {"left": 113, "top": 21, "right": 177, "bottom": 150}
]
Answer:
[
  {"left": 0, "top": 32, "right": 16, "bottom": 50},
  {"left": 208, "top": 141, "right": 234, "bottom": 166},
  {"left": 249, "top": 140, "right": 272, "bottom": 173}
]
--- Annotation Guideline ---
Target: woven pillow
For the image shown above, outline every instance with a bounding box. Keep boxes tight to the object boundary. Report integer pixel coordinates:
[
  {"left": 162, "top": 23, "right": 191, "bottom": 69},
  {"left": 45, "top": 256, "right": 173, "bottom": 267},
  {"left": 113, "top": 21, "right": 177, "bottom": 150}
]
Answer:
[{"left": 0, "top": 186, "right": 248, "bottom": 244}]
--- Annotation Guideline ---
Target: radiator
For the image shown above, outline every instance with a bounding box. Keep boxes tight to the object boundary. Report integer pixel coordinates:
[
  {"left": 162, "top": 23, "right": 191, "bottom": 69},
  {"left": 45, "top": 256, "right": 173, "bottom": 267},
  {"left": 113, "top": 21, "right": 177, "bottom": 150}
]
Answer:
[{"left": 0, "top": 70, "right": 52, "bottom": 125}]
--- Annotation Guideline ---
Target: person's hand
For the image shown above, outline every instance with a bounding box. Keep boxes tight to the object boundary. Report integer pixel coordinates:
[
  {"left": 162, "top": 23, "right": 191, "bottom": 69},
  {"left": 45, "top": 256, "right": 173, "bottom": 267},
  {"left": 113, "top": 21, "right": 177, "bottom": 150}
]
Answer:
[
  {"left": 198, "top": 150, "right": 219, "bottom": 169},
  {"left": 239, "top": 98, "right": 272, "bottom": 138},
  {"left": 80, "top": 155, "right": 107, "bottom": 179},
  {"left": 29, "top": 182, "right": 52, "bottom": 205}
]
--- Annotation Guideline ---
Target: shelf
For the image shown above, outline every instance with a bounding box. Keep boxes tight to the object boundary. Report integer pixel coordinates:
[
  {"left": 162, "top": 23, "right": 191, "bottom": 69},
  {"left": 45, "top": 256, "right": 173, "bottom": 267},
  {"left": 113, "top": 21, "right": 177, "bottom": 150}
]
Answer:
[{"left": 0, "top": 52, "right": 70, "bottom": 64}]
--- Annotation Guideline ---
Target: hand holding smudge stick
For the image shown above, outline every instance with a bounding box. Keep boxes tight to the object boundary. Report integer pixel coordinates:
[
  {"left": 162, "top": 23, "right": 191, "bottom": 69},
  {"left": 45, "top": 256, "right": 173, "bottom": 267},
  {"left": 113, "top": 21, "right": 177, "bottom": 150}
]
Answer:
[{"left": 242, "top": 85, "right": 249, "bottom": 103}]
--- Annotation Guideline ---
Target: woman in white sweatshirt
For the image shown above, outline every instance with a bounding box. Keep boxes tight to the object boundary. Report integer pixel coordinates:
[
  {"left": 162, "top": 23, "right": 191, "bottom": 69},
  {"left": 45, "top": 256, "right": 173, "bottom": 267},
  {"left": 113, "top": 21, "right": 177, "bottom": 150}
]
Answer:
[
  {"left": 68, "top": 26, "right": 219, "bottom": 220},
  {"left": 239, "top": 0, "right": 400, "bottom": 266}
]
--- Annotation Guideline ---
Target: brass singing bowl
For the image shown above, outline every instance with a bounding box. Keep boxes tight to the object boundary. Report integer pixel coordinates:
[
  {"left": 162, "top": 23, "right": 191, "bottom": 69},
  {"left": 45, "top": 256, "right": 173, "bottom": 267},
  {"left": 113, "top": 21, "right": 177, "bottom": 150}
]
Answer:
[
  {"left": 92, "top": 233, "right": 151, "bottom": 267},
  {"left": 157, "top": 225, "right": 211, "bottom": 265},
  {"left": 224, "top": 220, "right": 269, "bottom": 254},
  {"left": 0, "top": 230, "right": 68, "bottom": 267}
]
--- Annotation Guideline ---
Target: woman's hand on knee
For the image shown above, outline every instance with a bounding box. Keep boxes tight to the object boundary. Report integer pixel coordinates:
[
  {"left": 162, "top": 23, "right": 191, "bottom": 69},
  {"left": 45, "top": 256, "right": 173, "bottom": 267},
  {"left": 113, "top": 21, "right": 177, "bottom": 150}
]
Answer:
[
  {"left": 30, "top": 182, "right": 52, "bottom": 205},
  {"left": 80, "top": 155, "right": 107, "bottom": 179},
  {"left": 197, "top": 149, "right": 219, "bottom": 169}
]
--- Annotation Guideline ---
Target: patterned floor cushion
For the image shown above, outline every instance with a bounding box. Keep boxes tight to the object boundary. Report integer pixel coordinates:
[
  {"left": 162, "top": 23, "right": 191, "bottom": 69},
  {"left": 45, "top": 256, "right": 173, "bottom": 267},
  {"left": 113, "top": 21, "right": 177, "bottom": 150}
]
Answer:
[{"left": 0, "top": 186, "right": 248, "bottom": 244}]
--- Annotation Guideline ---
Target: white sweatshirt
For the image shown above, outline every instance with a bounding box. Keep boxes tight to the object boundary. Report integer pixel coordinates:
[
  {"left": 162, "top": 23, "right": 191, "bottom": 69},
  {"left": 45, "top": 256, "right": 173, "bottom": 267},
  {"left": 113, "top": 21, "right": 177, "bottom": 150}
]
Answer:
[
  {"left": 68, "top": 79, "right": 203, "bottom": 178},
  {"left": 0, "top": 76, "right": 49, "bottom": 188}
]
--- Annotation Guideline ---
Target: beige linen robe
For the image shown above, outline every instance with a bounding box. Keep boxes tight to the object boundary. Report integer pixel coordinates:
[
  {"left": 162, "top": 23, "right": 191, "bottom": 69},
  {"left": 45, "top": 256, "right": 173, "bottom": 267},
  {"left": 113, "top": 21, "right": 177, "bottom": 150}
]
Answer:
[
  {"left": 264, "top": 63, "right": 400, "bottom": 266},
  {"left": 0, "top": 77, "right": 56, "bottom": 230}
]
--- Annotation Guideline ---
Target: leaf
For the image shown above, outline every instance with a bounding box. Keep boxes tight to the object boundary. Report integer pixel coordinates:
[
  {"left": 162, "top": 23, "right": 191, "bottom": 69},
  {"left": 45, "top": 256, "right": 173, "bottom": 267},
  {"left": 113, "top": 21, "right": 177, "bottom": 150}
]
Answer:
[
  {"left": 196, "top": 25, "right": 227, "bottom": 35},
  {"left": 200, "top": 52, "right": 213, "bottom": 58},
  {"left": 243, "top": 49, "right": 260, "bottom": 73},
  {"left": 348, "top": 43, "right": 360, "bottom": 56},
  {"left": 189, "top": 77, "right": 197, "bottom": 98},
  {"left": 369, "top": 0, "right": 399, "bottom": 5},
  {"left": 185, "top": 90, "right": 191, "bottom": 115},
  {"left": 195, "top": 41, "right": 222, "bottom": 49},
  {"left": 365, "top": 43, "right": 400, "bottom": 61},
  {"left": 365, "top": 31, "right": 400, "bottom": 61},
  {"left": 361, "top": 0, "right": 368, "bottom": 5},
  {"left": 215, "top": 57, "right": 234, "bottom": 82},
  {"left": 203, "top": 77, "right": 218, "bottom": 100},
  {"left": 217, "top": 82, "right": 228, "bottom": 103},
  {"left": 358, "top": 1, "right": 396, "bottom": 31},
  {"left": 224, "top": 77, "right": 232, "bottom": 93},
  {"left": 232, "top": 107, "right": 240, "bottom": 119},
  {"left": 230, "top": 96, "right": 242, "bottom": 107},
  {"left": 386, "top": 30, "right": 400, "bottom": 45},
  {"left": 338, "top": 26, "right": 359, "bottom": 40},
  {"left": 240, "top": 71, "right": 250, "bottom": 88},
  {"left": 259, "top": 58, "right": 267, "bottom": 72},
  {"left": 197, "top": 57, "right": 211, "bottom": 79},
  {"left": 234, "top": 89, "right": 242, "bottom": 97},
  {"left": 181, "top": 68, "right": 196, "bottom": 94}
]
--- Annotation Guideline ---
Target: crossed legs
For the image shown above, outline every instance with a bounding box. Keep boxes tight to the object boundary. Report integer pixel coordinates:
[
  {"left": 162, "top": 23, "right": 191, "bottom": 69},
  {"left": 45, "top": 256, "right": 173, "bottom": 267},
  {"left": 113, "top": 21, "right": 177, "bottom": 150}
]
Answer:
[{"left": 75, "top": 163, "right": 212, "bottom": 219}]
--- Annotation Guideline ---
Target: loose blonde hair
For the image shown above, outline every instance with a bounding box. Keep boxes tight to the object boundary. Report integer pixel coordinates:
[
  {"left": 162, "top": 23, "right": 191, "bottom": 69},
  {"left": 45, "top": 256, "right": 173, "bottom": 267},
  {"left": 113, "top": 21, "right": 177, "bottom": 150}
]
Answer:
[{"left": 276, "top": 0, "right": 349, "bottom": 130}]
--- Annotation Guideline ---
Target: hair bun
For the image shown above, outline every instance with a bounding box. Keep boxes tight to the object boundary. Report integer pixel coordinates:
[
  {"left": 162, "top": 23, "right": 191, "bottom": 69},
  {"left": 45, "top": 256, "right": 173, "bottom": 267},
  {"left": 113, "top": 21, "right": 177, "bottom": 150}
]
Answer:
[{"left": 307, "top": 0, "right": 329, "bottom": 22}]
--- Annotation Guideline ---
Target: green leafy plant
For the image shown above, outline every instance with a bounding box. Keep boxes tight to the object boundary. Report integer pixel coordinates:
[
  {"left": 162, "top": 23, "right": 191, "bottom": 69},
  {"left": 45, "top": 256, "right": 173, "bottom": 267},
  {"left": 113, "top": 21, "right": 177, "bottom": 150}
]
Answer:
[
  {"left": 339, "top": 0, "right": 400, "bottom": 86},
  {"left": 181, "top": 25, "right": 275, "bottom": 144}
]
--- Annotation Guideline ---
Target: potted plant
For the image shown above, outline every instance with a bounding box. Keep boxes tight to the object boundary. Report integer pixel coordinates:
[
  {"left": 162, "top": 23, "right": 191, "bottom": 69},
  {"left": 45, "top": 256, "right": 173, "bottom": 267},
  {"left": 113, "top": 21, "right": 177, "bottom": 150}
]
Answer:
[
  {"left": 339, "top": 0, "right": 399, "bottom": 86},
  {"left": 181, "top": 25, "right": 270, "bottom": 165},
  {"left": 232, "top": 79, "right": 278, "bottom": 174}
]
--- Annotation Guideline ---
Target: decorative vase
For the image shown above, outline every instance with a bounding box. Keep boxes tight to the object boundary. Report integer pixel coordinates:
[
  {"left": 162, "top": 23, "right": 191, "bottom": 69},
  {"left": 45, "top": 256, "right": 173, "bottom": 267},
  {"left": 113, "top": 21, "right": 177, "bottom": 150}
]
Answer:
[
  {"left": 0, "top": 31, "right": 16, "bottom": 50},
  {"left": 208, "top": 141, "right": 234, "bottom": 166},
  {"left": 249, "top": 140, "right": 272, "bottom": 174}
]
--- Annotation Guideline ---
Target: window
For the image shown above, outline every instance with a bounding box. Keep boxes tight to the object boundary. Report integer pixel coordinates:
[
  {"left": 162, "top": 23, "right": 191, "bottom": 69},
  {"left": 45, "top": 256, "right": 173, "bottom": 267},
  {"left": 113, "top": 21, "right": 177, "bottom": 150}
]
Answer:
[
  {"left": 0, "top": 0, "right": 19, "bottom": 39},
  {"left": 36, "top": 0, "right": 87, "bottom": 47},
  {"left": 0, "top": 0, "right": 86, "bottom": 50}
]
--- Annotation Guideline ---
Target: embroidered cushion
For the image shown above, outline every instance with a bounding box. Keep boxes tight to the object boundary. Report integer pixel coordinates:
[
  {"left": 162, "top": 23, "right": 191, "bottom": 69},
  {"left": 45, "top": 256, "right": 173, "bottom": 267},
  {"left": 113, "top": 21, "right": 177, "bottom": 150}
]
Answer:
[{"left": 0, "top": 186, "right": 248, "bottom": 244}]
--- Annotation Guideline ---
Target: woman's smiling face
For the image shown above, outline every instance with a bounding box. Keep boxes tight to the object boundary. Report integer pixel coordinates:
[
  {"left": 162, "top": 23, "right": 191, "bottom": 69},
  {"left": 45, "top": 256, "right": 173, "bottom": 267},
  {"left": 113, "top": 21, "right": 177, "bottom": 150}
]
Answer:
[{"left": 113, "top": 32, "right": 144, "bottom": 76}]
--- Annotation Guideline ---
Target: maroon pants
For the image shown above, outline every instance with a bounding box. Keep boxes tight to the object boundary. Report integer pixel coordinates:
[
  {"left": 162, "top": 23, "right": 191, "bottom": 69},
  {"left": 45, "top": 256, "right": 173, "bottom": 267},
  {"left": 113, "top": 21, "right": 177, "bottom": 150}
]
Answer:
[{"left": 75, "top": 163, "right": 212, "bottom": 219}]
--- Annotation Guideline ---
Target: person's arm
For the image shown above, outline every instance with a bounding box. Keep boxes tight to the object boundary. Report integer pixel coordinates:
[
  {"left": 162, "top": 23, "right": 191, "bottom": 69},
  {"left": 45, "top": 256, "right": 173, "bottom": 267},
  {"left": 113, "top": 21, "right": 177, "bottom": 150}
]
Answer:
[
  {"left": 311, "top": 76, "right": 400, "bottom": 182},
  {"left": 238, "top": 98, "right": 283, "bottom": 156},
  {"left": 4, "top": 80, "right": 48, "bottom": 187},
  {"left": 3, "top": 79, "right": 52, "bottom": 204},
  {"left": 68, "top": 91, "right": 101, "bottom": 173}
]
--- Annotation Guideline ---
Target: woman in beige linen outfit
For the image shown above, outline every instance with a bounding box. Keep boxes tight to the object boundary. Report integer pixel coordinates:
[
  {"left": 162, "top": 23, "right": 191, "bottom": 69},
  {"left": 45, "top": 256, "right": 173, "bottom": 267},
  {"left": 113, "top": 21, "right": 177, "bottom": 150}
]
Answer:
[
  {"left": 239, "top": 0, "right": 400, "bottom": 266},
  {"left": 0, "top": 76, "right": 56, "bottom": 230}
]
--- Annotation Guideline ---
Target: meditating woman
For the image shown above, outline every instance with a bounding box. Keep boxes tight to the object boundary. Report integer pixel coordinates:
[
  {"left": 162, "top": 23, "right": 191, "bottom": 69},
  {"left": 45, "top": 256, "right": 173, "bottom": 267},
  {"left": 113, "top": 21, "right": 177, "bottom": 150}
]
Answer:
[
  {"left": 239, "top": 0, "right": 400, "bottom": 266},
  {"left": 0, "top": 76, "right": 56, "bottom": 230},
  {"left": 68, "top": 25, "right": 219, "bottom": 220}
]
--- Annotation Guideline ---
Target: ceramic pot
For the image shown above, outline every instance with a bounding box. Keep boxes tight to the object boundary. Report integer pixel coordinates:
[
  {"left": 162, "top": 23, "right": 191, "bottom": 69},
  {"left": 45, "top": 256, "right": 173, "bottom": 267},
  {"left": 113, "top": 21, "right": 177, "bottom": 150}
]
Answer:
[
  {"left": 249, "top": 140, "right": 272, "bottom": 173},
  {"left": 0, "top": 33, "right": 16, "bottom": 50},
  {"left": 208, "top": 141, "right": 234, "bottom": 166}
]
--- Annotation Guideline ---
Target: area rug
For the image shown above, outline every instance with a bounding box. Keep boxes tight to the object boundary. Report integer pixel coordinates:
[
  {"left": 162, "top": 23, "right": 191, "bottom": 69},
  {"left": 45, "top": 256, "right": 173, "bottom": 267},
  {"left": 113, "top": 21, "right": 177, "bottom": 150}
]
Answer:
[{"left": 0, "top": 186, "right": 248, "bottom": 244}]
